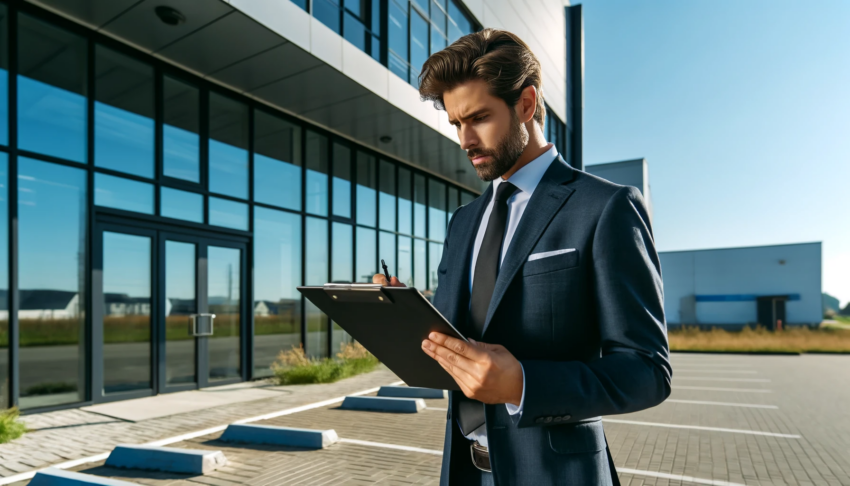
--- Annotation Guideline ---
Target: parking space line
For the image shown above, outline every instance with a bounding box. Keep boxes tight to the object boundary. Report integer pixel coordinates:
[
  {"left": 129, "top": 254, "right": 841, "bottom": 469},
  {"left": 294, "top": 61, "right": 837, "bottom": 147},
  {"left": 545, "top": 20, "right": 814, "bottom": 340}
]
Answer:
[
  {"left": 337, "top": 438, "right": 443, "bottom": 455},
  {"left": 674, "top": 385, "right": 772, "bottom": 393},
  {"left": 675, "top": 377, "right": 771, "bottom": 382},
  {"left": 425, "top": 407, "right": 448, "bottom": 411},
  {"left": 603, "top": 418, "right": 800, "bottom": 438},
  {"left": 665, "top": 399, "right": 778, "bottom": 409},
  {"left": 619, "top": 467, "right": 747, "bottom": 486},
  {"left": 673, "top": 369, "right": 758, "bottom": 374}
]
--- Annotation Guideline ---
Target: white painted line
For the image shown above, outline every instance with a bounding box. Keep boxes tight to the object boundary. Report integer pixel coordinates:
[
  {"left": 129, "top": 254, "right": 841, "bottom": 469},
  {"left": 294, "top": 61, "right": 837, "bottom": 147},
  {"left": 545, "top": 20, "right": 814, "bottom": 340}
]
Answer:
[
  {"left": 674, "top": 386, "right": 772, "bottom": 393},
  {"left": 665, "top": 399, "right": 778, "bottom": 409},
  {"left": 603, "top": 419, "right": 800, "bottom": 438},
  {"left": 337, "top": 438, "right": 443, "bottom": 455},
  {"left": 673, "top": 369, "right": 758, "bottom": 374},
  {"left": 618, "top": 467, "right": 747, "bottom": 486},
  {"left": 425, "top": 407, "right": 448, "bottom": 411},
  {"left": 0, "top": 380, "right": 405, "bottom": 486},
  {"left": 675, "top": 377, "right": 770, "bottom": 383}
]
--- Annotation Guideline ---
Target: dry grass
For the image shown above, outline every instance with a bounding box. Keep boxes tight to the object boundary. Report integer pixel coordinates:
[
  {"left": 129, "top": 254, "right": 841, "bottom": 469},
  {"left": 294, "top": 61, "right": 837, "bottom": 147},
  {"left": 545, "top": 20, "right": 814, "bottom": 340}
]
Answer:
[
  {"left": 271, "top": 342, "right": 380, "bottom": 385},
  {"left": 669, "top": 325, "right": 850, "bottom": 353}
]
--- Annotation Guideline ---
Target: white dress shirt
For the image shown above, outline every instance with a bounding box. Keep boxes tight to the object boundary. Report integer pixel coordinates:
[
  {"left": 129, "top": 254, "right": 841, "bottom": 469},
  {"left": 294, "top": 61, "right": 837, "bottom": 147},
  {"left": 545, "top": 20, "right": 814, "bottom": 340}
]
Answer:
[{"left": 464, "top": 143, "right": 558, "bottom": 447}]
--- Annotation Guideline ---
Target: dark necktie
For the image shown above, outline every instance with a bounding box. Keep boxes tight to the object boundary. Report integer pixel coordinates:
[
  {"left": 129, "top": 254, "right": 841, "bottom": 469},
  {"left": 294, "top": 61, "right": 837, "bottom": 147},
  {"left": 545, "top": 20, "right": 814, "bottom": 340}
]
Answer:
[{"left": 457, "top": 181, "right": 518, "bottom": 437}]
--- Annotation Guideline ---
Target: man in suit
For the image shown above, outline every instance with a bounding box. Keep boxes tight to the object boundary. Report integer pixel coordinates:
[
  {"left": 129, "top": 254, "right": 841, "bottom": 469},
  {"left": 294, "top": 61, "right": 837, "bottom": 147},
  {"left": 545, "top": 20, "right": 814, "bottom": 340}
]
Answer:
[{"left": 376, "top": 29, "right": 671, "bottom": 485}]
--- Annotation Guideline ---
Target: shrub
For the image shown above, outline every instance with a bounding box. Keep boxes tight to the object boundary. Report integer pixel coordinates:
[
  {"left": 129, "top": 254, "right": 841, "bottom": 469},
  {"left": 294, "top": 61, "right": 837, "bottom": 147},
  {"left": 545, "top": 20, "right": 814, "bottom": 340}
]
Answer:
[
  {"left": 271, "top": 342, "right": 380, "bottom": 385},
  {"left": 0, "top": 408, "right": 26, "bottom": 444}
]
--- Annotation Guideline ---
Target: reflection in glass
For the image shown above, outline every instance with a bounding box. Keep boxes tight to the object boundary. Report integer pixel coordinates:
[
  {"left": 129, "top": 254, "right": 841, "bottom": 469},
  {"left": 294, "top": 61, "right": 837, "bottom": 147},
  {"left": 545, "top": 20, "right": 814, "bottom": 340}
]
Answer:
[
  {"left": 18, "top": 15, "right": 87, "bottom": 163},
  {"left": 332, "top": 143, "right": 351, "bottom": 218},
  {"left": 430, "top": 24, "right": 446, "bottom": 55},
  {"left": 379, "top": 161, "right": 396, "bottom": 231},
  {"left": 461, "top": 191, "right": 475, "bottom": 206},
  {"left": 209, "top": 197, "right": 248, "bottom": 231},
  {"left": 255, "top": 111, "right": 301, "bottom": 210},
  {"left": 398, "top": 167, "right": 412, "bottom": 234},
  {"left": 448, "top": 187, "right": 458, "bottom": 221},
  {"left": 379, "top": 232, "right": 396, "bottom": 282},
  {"left": 95, "top": 173, "right": 154, "bottom": 214},
  {"left": 314, "top": 0, "right": 341, "bottom": 34},
  {"left": 103, "top": 232, "right": 151, "bottom": 394},
  {"left": 357, "top": 152, "right": 377, "bottom": 226},
  {"left": 332, "top": 223, "right": 353, "bottom": 282},
  {"left": 253, "top": 207, "right": 302, "bottom": 378},
  {"left": 448, "top": 0, "right": 473, "bottom": 44},
  {"left": 165, "top": 241, "right": 196, "bottom": 385},
  {"left": 18, "top": 158, "right": 86, "bottom": 409},
  {"left": 95, "top": 46, "right": 154, "bottom": 178},
  {"left": 410, "top": 12, "right": 429, "bottom": 86},
  {"left": 161, "top": 187, "right": 203, "bottom": 223},
  {"left": 398, "top": 236, "right": 413, "bottom": 287},
  {"left": 209, "top": 93, "right": 249, "bottom": 199},
  {"left": 388, "top": 1, "right": 408, "bottom": 66},
  {"left": 414, "top": 239, "right": 426, "bottom": 290},
  {"left": 428, "top": 179, "right": 446, "bottom": 240},
  {"left": 414, "top": 174, "right": 427, "bottom": 237},
  {"left": 208, "top": 246, "right": 241, "bottom": 381},
  {"left": 0, "top": 7, "right": 7, "bottom": 145},
  {"left": 0, "top": 155, "right": 7, "bottom": 407},
  {"left": 163, "top": 77, "right": 200, "bottom": 182},
  {"left": 305, "top": 131, "right": 329, "bottom": 216},
  {"left": 355, "top": 227, "right": 376, "bottom": 283},
  {"left": 306, "top": 217, "right": 328, "bottom": 358},
  {"left": 429, "top": 242, "right": 443, "bottom": 291}
]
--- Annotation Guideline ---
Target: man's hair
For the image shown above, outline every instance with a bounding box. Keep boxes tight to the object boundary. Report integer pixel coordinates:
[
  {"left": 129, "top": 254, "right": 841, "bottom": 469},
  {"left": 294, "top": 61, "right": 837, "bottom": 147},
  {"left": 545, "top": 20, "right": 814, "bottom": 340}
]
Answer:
[{"left": 418, "top": 28, "right": 545, "bottom": 127}]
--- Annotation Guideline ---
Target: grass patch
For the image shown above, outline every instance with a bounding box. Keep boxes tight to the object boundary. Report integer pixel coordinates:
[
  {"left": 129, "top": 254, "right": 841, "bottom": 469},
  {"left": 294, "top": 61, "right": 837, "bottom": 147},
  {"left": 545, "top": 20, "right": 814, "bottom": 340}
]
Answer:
[
  {"left": 669, "top": 325, "right": 850, "bottom": 353},
  {"left": 271, "top": 342, "right": 380, "bottom": 385},
  {"left": 0, "top": 408, "right": 26, "bottom": 444}
]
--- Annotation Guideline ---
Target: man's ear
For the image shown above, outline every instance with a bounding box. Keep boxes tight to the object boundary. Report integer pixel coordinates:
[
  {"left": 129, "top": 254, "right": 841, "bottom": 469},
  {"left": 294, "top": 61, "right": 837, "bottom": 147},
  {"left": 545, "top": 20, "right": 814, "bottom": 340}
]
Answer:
[{"left": 516, "top": 85, "right": 537, "bottom": 124}]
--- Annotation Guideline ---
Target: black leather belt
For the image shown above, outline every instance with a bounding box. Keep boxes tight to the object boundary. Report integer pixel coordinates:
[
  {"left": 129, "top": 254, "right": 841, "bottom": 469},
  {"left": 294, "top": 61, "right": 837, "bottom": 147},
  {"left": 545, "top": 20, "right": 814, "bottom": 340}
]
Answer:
[{"left": 470, "top": 441, "right": 491, "bottom": 472}]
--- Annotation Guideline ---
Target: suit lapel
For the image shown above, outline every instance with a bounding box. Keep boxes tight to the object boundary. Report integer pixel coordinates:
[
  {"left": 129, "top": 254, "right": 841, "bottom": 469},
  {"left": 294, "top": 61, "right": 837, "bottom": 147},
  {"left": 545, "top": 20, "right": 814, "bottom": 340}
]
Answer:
[{"left": 482, "top": 157, "right": 577, "bottom": 336}]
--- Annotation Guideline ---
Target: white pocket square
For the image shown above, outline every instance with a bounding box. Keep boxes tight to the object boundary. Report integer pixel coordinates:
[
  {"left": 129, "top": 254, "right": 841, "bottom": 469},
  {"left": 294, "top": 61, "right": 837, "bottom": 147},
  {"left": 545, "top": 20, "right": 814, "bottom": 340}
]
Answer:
[{"left": 527, "top": 248, "right": 576, "bottom": 262}]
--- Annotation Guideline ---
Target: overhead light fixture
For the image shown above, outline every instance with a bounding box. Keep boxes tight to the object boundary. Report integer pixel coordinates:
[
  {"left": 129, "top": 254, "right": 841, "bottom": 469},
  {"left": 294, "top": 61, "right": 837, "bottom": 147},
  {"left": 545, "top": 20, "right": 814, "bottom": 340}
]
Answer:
[
  {"left": 379, "top": 135, "right": 393, "bottom": 143},
  {"left": 155, "top": 6, "right": 186, "bottom": 26}
]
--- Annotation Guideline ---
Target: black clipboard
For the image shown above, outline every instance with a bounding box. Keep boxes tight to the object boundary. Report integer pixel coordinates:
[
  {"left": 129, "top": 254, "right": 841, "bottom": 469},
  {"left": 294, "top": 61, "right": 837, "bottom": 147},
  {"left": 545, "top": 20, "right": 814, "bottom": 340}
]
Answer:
[{"left": 297, "top": 284, "right": 466, "bottom": 390}]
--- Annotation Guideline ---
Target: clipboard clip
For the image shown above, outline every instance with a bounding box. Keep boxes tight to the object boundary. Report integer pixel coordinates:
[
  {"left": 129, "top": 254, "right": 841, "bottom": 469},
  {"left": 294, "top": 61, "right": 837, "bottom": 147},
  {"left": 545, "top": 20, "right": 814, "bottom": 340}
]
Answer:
[{"left": 322, "top": 283, "right": 394, "bottom": 304}]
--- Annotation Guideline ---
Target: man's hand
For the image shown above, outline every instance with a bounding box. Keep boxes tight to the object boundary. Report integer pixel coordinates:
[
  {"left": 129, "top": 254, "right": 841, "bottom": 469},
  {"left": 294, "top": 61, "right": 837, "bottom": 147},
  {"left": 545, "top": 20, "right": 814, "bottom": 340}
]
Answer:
[
  {"left": 422, "top": 332, "right": 523, "bottom": 406},
  {"left": 372, "top": 274, "right": 406, "bottom": 287}
]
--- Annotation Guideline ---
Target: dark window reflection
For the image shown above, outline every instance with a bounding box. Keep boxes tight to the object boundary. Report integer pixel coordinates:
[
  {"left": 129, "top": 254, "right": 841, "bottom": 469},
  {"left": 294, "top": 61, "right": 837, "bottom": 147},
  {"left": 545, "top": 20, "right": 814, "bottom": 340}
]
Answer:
[
  {"left": 102, "top": 232, "right": 152, "bottom": 394},
  {"left": 398, "top": 167, "right": 412, "bottom": 234},
  {"left": 429, "top": 242, "right": 442, "bottom": 291},
  {"left": 253, "top": 207, "right": 302, "bottom": 378},
  {"left": 397, "top": 236, "right": 413, "bottom": 287},
  {"left": 388, "top": 0, "right": 409, "bottom": 80},
  {"left": 410, "top": 11, "right": 429, "bottom": 85},
  {"left": 18, "top": 15, "right": 87, "bottom": 163},
  {"left": 305, "top": 131, "right": 329, "bottom": 216},
  {"left": 332, "top": 143, "right": 352, "bottom": 218},
  {"left": 94, "top": 173, "right": 154, "bottom": 215},
  {"left": 448, "top": 186, "right": 458, "bottom": 221},
  {"left": 428, "top": 179, "right": 446, "bottom": 240},
  {"left": 356, "top": 152, "right": 377, "bottom": 226},
  {"left": 0, "top": 155, "right": 7, "bottom": 408},
  {"left": 163, "top": 77, "right": 200, "bottom": 182},
  {"left": 95, "top": 46, "right": 154, "bottom": 178},
  {"left": 414, "top": 238, "right": 426, "bottom": 290},
  {"left": 332, "top": 223, "right": 353, "bottom": 282},
  {"left": 209, "top": 197, "right": 248, "bottom": 231},
  {"left": 161, "top": 187, "right": 203, "bottom": 223},
  {"left": 208, "top": 246, "right": 241, "bottom": 381},
  {"left": 209, "top": 93, "right": 249, "bottom": 199},
  {"left": 314, "top": 0, "right": 341, "bottom": 34},
  {"left": 0, "top": 7, "right": 8, "bottom": 146},
  {"left": 379, "top": 231, "right": 396, "bottom": 281},
  {"left": 413, "top": 173, "right": 426, "bottom": 237},
  {"left": 255, "top": 111, "right": 301, "bottom": 211},
  {"left": 306, "top": 217, "right": 329, "bottom": 358},
  {"left": 18, "top": 158, "right": 87, "bottom": 410},
  {"left": 448, "top": 0, "right": 473, "bottom": 44},
  {"left": 355, "top": 227, "right": 376, "bottom": 283},
  {"left": 165, "top": 240, "right": 196, "bottom": 385},
  {"left": 379, "top": 160, "right": 396, "bottom": 231},
  {"left": 461, "top": 191, "right": 475, "bottom": 206}
]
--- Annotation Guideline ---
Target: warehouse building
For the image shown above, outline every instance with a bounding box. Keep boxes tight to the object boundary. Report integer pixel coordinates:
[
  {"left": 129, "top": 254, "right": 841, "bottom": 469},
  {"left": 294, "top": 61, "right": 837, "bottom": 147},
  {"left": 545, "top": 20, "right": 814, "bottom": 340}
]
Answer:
[
  {"left": 0, "top": 0, "right": 585, "bottom": 411},
  {"left": 585, "top": 157, "right": 652, "bottom": 219}
]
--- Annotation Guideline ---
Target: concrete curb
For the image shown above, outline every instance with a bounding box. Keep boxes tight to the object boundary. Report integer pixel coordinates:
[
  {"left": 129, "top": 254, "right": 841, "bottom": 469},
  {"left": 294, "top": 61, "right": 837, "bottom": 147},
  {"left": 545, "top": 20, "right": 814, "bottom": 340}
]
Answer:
[
  {"left": 341, "top": 396, "right": 425, "bottom": 413},
  {"left": 105, "top": 445, "right": 227, "bottom": 474},
  {"left": 377, "top": 386, "right": 447, "bottom": 399},
  {"left": 219, "top": 424, "right": 339, "bottom": 448},
  {"left": 29, "top": 468, "right": 139, "bottom": 486}
]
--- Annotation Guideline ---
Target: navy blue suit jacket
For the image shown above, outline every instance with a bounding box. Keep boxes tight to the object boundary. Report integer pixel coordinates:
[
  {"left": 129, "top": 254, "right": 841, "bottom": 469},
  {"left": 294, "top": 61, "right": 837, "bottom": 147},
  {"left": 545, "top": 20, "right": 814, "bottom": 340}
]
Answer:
[{"left": 432, "top": 157, "right": 672, "bottom": 485}]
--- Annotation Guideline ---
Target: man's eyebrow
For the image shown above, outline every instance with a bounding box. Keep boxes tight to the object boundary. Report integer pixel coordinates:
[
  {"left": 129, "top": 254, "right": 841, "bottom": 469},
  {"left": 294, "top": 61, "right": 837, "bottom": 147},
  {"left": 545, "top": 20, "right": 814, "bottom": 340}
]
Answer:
[{"left": 449, "top": 108, "right": 488, "bottom": 126}]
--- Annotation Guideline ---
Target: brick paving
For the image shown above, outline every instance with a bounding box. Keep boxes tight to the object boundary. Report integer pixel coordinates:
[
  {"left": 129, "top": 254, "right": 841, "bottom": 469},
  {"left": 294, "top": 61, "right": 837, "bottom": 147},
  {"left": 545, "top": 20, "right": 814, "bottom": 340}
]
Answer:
[{"left": 3, "top": 354, "right": 850, "bottom": 485}]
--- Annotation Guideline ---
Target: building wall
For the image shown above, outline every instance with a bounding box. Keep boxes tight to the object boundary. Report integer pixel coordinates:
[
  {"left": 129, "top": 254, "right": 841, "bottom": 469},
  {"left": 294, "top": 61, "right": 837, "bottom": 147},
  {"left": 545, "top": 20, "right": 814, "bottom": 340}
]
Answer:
[
  {"left": 660, "top": 243, "right": 823, "bottom": 326},
  {"left": 585, "top": 158, "right": 652, "bottom": 219}
]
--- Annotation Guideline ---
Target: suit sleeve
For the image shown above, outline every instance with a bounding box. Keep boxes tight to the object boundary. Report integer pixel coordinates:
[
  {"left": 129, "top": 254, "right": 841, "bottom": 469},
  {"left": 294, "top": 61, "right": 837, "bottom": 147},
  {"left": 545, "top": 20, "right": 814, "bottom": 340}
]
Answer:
[{"left": 512, "top": 186, "right": 672, "bottom": 428}]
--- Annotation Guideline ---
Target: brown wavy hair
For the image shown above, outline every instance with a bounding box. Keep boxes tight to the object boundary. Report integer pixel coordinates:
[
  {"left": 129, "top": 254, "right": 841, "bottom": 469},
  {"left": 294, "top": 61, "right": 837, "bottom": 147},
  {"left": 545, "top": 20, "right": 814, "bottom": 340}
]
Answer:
[{"left": 418, "top": 28, "right": 545, "bottom": 127}]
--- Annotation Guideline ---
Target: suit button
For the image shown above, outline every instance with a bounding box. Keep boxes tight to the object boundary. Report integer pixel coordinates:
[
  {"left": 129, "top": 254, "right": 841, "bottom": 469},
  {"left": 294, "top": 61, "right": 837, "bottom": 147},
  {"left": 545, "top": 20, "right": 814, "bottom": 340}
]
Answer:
[
  {"left": 553, "top": 417, "right": 562, "bottom": 422},
  {"left": 535, "top": 417, "right": 544, "bottom": 424},
  {"left": 544, "top": 416, "right": 552, "bottom": 423},
  {"left": 563, "top": 415, "right": 571, "bottom": 421}
]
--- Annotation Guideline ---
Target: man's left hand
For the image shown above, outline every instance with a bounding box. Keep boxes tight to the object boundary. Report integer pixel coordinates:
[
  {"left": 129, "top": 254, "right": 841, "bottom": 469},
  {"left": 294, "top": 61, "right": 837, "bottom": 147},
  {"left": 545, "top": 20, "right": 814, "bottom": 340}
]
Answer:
[{"left": 422, "top": 332, "right": 523, "bottom": 406}]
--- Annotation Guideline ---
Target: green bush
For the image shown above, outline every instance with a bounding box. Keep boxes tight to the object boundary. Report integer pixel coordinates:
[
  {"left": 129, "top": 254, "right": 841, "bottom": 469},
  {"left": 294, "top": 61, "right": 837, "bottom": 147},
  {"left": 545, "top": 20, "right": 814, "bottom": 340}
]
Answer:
[
  {"left": 0, "top": 408, "right": 27, "bottom": 444},
  {"left": 272, "top": 343, "right": 380, "bottom": 385}
]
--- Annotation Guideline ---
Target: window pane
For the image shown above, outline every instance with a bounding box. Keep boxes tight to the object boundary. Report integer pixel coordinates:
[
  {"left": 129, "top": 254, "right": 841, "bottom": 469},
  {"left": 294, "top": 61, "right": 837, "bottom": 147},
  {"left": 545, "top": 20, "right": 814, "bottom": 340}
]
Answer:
[
  {"left": 209, "top": 197, "right": 248, "bottom": 230},
  {"left": 448, "top": 0, "right": 472, "bottom": 44},
  {"left": 388, "top": 1, "right": 408, "bottom": 62},
  {"left": 428, "top": 179, "right": 446, "bottom": 240},
  {"left": 95, "top": 46, "right": 154, "bottom": 178},
  {"left": 344, "top": 12, "right": 368, "bottom": 54},
  {"left": 398, "top": 167, "right": 412, "bottom": 234},
  {"left": 371, "top": 0, "right": 381, "bottom": 35},
  {"left": 448, "top": 186, "right": 458, "bottom": 221},
  {"left": 103, "top": 232, "right": 151, "bottom": 394},
  {"left": 163, "top": 77, "right": 200, "bottom": 182},
  {"left": 254, "top": 207, "right": 302, "bottom": 378},
  {"left": 429, "top": 242, "right": 443, "bottom": 291},
  {"left": 413, "top": 173, "right": 426, "bottom": 237},
  {"left": 332, "top": 143, "right": 352, "bottom": 218},
  {"left": 430, "top": 24, "right": 446, "bottom": 55},
  {"left": 161, "top": 187, "right": 203, "bottom": 223},
  {"left": 356, "top": 152, "right": 377, "bottom": 226},
  {"left": 95, "top": 173, "right": 154, "bottom": 214},
  {"left": 332, "top": 223, "right": 353, "bottom": 282},
  {"left": 345, "top": 0, "right": 365, "bottom": 18},
  {"left": 410, "top": 12, "right": 429, "bottom": 86},
  {"left": 291, "top": 0, "right": 308, "bottom": 11},
  {"left": 397, "top": 236, "right": 413, "bottom": 287},
  {"left": 389, "top": 52, "right": 409, "bottom": 80},
  {"left": 165, "top": 241, "right": 196, "bottom": 385},
  {"left": 0, "top": 155, "right": 7, "bottom": 408},
  {"left": 379, "top": 161, "right": 396, "bottom": 231},
  {"left": 18, "top": 15, "right": 87, "bottom": 163},
  {"left": 18, "top": 158, "right": 86, "bottom": 409},
  {"left": 255, "top": 111, "right": 301, "bottom": 210},
  {"left": 379, "top": 231, "right": 396, "bottom": 282},
  {"left": 461, "top": 191, "right": 475, "bottom": 206},
  {"left": 314, "top": 0, "right": 341, "bottom": 34},
  {"left": 355, "top": 227, "right": 376, "bottom": 283},
  {"left": 412, "top": 0, "right": 429, "bottom": 15},
  {"left": 305, "top": 131, "right": 329, "bottom": 216},
  {"left": 209, "top": 93, "right": 249, "bottom": 199},
  {"left": 0, "top": 7, "right": 7, "bottom": 146},
  {"left": 207, "top": 246, "right": 241, "bottom": 381},
  {"left": 413, "top": 238, "right": 426, "bottom": 291},
  {"left": 306, "top": 217, "right": 329, "bottom": 358}
]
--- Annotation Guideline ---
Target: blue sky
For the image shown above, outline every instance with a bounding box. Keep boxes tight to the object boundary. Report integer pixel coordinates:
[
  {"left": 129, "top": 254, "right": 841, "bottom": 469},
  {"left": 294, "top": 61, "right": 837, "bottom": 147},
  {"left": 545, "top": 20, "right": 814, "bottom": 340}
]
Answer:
[{"left": 577, "top": 0, "right": 850, "bottom": 306}]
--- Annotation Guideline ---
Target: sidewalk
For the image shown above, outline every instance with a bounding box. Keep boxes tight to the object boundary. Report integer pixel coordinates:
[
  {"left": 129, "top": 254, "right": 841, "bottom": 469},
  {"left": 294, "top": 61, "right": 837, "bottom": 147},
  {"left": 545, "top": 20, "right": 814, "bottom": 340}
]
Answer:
[{"left": 0, "top": 366, "right": 402, "bottom": 480}]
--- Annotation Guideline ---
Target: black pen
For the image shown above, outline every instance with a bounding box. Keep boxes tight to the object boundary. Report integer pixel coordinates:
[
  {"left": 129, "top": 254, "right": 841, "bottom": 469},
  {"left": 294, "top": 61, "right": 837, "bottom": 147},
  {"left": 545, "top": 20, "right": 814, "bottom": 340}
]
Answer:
[{"left": 381, "top": 259, "right": 391, "bottom": 283}]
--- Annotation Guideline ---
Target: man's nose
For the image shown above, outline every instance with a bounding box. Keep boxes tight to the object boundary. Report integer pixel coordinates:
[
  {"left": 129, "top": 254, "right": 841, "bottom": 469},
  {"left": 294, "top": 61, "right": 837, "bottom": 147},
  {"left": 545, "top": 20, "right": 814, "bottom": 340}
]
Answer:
[{"left": 459, "top": 127, "right": 479, "bottom": 151}]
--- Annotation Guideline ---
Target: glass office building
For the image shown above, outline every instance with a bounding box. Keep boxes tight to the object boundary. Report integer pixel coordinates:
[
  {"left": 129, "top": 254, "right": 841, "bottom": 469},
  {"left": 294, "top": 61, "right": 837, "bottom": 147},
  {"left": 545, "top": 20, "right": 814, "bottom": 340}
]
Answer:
[{"left": 0, "top": 0, "right": 582, "bottom": 412}]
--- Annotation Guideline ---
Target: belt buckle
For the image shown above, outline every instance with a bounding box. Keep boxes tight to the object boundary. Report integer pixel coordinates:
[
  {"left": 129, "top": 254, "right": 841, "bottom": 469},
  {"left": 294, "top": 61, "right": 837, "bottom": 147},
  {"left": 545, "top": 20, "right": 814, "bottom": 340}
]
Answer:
[{"left": 470, "top": 441, "right": 491, "bottom": 473}]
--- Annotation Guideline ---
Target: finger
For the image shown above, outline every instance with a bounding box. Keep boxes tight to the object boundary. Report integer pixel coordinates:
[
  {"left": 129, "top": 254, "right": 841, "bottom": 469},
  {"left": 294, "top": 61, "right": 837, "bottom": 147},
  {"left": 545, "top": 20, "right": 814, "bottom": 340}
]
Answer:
[
  {"left": 423, "top": 339, "right": 477, "bottom": 376},
  {"left": 372, "top": 274, "right": 388, "bottom": 285},
  {"left": 389, "top": 276, "right": 406, "bottom": 287},
  {"left": 433, "top": 352, "right": 479, "bottom": 394},
  {"left": 429, "top": 333, "right": 486, "bottom": 360}
]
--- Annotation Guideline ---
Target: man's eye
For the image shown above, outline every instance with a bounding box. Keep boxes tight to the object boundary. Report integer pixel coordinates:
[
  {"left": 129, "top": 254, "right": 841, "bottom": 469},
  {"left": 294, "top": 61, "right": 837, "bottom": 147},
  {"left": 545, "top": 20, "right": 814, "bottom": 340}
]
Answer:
[{"left": 474, "top": 115, "right": 488, "bottom": 122}]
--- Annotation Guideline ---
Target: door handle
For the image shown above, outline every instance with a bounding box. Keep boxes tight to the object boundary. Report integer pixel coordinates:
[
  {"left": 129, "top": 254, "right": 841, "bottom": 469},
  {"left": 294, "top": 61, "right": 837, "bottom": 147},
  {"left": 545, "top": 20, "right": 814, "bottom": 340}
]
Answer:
[{"left": 189, "top": 313, "right": 216, "bottom": 336}]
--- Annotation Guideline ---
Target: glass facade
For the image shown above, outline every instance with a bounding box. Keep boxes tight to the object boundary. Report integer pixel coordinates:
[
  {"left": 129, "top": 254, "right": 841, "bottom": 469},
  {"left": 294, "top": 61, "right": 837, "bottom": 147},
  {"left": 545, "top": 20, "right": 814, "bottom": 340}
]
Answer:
[
  {"left": 0, "top": 3, "right": 477, "bottom": 411},
  {"left": 546, "top": 103, "right": 569, "bottom": 164}
]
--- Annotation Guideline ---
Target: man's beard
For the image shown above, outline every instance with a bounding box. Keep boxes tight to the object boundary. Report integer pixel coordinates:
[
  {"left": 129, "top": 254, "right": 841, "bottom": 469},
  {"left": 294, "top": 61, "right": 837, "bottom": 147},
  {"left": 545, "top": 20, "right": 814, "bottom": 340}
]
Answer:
[{"left": 467, "top": 112, "right": 529, "bottom": 182}]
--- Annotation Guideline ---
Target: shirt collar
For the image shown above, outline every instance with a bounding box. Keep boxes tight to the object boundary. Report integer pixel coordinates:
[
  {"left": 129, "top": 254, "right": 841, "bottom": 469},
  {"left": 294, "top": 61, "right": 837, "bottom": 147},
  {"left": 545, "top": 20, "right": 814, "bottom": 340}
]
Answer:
[{"left": 492, "top": 143, "right": 558, "bottom": 199}]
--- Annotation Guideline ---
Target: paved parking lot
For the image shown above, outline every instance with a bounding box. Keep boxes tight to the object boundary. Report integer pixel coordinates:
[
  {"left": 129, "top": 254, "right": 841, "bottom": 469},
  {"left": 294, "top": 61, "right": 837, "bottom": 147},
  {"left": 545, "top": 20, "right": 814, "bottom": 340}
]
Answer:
[{"left": 8, "top": 353, "right": 850, "bottom": 485}]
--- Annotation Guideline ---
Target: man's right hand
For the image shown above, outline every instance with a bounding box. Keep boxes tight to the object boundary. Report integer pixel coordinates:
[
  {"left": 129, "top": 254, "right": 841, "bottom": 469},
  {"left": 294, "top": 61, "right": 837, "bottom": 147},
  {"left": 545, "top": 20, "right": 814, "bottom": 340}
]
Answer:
[{"left": 372, "top": 274, "right": 407, "bottom": 287}]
